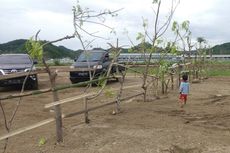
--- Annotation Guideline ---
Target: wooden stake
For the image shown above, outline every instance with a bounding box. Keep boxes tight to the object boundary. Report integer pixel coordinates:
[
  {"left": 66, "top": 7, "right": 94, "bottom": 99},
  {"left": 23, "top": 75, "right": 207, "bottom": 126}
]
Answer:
[
  {"left": 49, "top": 71, "right": 63, "bottom": 143},
  {"left": 53, "top": 91, "right": 63, "bottom": 142},
  {"left": 115, "top": 76, "right": 125, "bottom": 113},
  {"left": 84, "top": 98, "right": 90, "bottom": 124},
  {"left": 171, "top": 73, "right": 174, "bottom": 90}
]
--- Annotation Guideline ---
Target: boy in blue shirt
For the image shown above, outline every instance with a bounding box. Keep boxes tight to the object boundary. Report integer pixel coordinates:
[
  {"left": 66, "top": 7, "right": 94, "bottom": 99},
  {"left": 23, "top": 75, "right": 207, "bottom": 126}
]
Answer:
[{"left": 179, "top": 74, "right": 189, "bottom": 108}]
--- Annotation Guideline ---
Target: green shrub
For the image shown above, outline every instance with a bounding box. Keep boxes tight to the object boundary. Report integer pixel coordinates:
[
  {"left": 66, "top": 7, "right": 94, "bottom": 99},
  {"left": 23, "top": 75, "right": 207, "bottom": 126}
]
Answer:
[{"left": 54, "top": 59, "right": 61, "bottom": 66}]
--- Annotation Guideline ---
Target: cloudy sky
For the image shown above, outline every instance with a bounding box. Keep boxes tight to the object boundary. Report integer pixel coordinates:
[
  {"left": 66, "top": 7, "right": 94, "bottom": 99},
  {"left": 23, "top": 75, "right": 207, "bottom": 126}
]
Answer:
[{"left": 1, "top": 0, "right": 230, "bottom": 50}]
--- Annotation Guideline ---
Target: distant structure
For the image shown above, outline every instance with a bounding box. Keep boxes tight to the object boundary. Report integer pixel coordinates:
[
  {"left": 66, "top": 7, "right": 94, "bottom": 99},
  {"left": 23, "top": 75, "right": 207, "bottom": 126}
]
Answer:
[
  {"left": 116, "top": 53, "right": 230, "bottom": 63},
  {"left": 46, "top": 50, "right": 230, "bottom": 64},
  {"left": 117, "top": 53, "right": 181, "bottom": 63}
]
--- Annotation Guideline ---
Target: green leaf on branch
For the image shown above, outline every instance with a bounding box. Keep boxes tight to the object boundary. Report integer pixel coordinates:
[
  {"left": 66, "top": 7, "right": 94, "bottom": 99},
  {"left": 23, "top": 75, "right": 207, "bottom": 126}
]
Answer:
[
  {"left": 172, "top": 21, "right": 178, "bottom": 31},
  {"left": 182, "top": 20, "right": 190, "bottom": 31},
  {"left": 25, "top": 37, "right": 43, "bottom": 62},
  {"left": 136, "top": 32, "right": 145, "bottom": 41},
  {"left": 156, "top": 39, "right": 163, "bottom": 45},
  {"left": 170, "top": 46, "right": 178, "bottom": 55}
]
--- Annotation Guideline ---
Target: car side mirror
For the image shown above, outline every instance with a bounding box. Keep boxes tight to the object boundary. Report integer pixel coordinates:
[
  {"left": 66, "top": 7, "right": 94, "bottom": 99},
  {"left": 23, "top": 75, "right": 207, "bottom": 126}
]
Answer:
[
  {"left": 104, "top": 54, "right": 110, "bottom": 62},
  {"left": 104, "top": 57, "right": 109, "bottom": 62}
]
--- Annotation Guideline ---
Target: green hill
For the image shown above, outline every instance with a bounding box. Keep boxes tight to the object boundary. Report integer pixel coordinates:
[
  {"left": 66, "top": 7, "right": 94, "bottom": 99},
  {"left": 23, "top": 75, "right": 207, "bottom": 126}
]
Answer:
[
  {"left": 0, "top": 39, "right": 80, "bottom": 59},
  {"left": 1, "top": 39, "right": 230, "bottom": 58},
  {"left": 212, "top": 42, "right": 230, "bottom": 54}
]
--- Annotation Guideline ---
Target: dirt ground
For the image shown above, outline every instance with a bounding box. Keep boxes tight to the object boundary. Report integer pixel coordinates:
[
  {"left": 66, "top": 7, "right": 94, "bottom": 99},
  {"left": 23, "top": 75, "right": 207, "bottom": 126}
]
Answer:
[{"left": 0, "top": 72, "right": 230, "bottom": 153}]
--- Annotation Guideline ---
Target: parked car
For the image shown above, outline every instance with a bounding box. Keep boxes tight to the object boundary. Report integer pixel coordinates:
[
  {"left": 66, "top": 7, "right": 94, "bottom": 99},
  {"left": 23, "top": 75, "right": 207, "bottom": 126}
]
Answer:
[
  {"left": 0, "top": 54, "right": 38, "bottom": 89},
  {"left": 69, "top": 49, "right": 124, "bottom": 84}
]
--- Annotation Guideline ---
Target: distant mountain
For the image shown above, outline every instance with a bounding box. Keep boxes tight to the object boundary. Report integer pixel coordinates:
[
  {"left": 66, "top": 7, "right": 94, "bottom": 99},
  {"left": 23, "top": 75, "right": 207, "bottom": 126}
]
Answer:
[
  {"left": 212, "top": 42, "right": 230, "bottom": 54},
  {"left": 0, "top": 39, "right": 81, "bottom": 59},
  {"left": 0, "top": 39, "right": 26, "bottom": 54},
  {"left": 1, "top": 40, "right": 229, "bottom": 58}
]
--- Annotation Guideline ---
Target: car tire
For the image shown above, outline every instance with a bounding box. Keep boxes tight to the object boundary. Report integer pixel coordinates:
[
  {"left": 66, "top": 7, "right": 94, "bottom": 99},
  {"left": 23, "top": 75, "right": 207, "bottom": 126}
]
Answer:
[{"left": 25, "top": 76, "right": 38, "bottom": 90}]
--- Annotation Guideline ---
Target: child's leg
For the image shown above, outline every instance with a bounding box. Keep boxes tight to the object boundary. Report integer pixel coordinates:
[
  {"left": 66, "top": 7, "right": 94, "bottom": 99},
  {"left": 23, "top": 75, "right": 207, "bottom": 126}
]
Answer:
[
  {"left": 180, "top": 98, "right": 184, "bottom": 108},
  {"left": 179, "top": 94, "right": 185, "bottom": 108},
  {"left": 179, "top": 94, "right": 183, "bottom": 108},
  {"left": 180, "top": 100, "right": 184, "bottom": 108},
  {"left": 184, "top": 95, "right": 187, "bottom": 104}
]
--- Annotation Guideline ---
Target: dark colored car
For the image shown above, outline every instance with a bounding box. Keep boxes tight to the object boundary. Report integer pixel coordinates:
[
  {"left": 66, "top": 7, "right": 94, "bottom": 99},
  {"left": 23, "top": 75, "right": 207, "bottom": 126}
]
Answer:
[
  {"left": 0, "top": 54, "right": 38, "bottom": 89},
  {"left": 69, "top": 50, "right": 124, "bottom": 84}
]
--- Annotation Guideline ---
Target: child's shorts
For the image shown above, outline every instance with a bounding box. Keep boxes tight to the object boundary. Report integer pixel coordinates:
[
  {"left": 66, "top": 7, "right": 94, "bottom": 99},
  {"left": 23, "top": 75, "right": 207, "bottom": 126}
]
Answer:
[{"left": 179, "top": 94, "right": 187, "bottom": 101}]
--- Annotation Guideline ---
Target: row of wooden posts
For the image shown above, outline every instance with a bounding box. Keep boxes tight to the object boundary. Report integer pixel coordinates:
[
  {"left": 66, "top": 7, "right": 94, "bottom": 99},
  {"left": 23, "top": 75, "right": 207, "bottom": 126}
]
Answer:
[{"left": 0, "top": 63, "right": 188, "bottom": 142}]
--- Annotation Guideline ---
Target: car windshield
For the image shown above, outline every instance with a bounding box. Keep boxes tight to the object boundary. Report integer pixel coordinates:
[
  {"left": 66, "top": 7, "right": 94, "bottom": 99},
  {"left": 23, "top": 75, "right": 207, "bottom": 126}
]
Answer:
[
  {"left": 0, "top": 55, "right": 32, "bottom": 64},
  {"left": 77, "top": 51, "right": 105, "bottom": 62}
]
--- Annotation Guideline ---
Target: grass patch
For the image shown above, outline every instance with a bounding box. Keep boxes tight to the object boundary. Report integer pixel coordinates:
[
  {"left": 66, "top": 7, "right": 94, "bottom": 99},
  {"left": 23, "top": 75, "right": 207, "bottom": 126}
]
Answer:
[
  {"left": 209, "top": 60, "right": 230, "bottom": 65},
  {"left": 208, "top": 69, "right": 230, "bottom": 76},
  {"left": 126, "top": 66, "right": 158, "bottom": 75}
]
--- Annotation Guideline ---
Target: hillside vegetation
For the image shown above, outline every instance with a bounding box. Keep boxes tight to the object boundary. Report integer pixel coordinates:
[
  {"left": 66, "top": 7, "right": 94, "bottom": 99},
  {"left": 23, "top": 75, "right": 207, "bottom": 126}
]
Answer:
[
  {"left": 0, "top": 40, "right": 230, "bottom": 59},
  {"left": 0, "top": 39, "right": 81, "bottom": 59},
  {"left": 212, "top": 42, "right": 230, "bottom": 54}
]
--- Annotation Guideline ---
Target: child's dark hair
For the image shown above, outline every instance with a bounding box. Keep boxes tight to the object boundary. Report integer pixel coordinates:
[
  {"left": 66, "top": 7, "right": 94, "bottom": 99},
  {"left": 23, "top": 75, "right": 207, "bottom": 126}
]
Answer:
[{"left": 182, "top": 74, "right": 188, "bottom": 81}]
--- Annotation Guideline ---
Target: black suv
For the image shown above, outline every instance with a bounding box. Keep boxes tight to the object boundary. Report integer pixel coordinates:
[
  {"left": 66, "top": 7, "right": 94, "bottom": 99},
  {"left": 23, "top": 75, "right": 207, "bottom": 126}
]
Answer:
[
  {"left": 69, "top": 50, "right": 124, "bottom": 84},
  {"left": 0, "top": 54, "right": 38, "bottom": 89}
]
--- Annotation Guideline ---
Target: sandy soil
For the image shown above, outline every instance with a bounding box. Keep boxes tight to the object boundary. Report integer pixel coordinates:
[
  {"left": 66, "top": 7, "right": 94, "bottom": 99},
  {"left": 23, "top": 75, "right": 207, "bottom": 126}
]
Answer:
[{"left": 0, "top": 72, "right": 230, "bottom": 153}]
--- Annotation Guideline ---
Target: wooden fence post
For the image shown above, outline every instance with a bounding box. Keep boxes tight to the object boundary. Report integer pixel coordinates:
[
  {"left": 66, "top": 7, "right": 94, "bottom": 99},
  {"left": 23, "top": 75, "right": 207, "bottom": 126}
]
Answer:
[
  {"left": 155, "top": 78, "right": 159, "bottom": 97},
  {"left": 115, "top": 76, "right": 124, "bottom": 113},
  {"left": 171, "top": 73, "right": 174, "bottom": 90},
  {"left": 84, "top": 97, "right": 90, "bottom": 124},
  {"left": 52, "top": 90, "right": 63, "bottom": 142},
  {"left": 49, "top": 71, "right": 63, "bottom": 143}
]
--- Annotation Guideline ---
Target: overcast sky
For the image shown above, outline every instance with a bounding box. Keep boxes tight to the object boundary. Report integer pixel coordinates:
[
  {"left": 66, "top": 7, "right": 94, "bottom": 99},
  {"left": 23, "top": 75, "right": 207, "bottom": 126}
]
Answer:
[{"left": 1, "top": 0, "right": 230, "bottom": 50}]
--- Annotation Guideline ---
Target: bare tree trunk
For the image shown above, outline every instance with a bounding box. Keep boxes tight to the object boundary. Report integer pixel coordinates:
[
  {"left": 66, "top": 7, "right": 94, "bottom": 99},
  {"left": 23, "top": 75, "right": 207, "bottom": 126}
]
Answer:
[
  {"left": 115, "top": 71, "right": 126, "bottom": 113},
  {"left": 161, "top": 80, "right": 165, "bottom": 94},
  {"left": 152, "top": 77, "right": 159, "bottom": 98},
  {"left": 50, "top": 75, "right": 63, "bottom": 143},
  {"left": 84, "top": 98, "right": 90, "bottom": 123},
  {"left": 171, "top": 73, "right": 174, "bottom": 90},
  {"left": 43, "top": 58, "right": 63, "bottom": 143}
]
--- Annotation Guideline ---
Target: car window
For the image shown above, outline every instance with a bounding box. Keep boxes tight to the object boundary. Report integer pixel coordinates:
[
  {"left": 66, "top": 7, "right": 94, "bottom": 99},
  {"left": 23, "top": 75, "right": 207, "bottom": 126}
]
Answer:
[
  {"left": 0, "top": 55, "right": 32, "bottom": 64},
  {"left": 77, "top": 52, "right": 104, "bottom": 62}
]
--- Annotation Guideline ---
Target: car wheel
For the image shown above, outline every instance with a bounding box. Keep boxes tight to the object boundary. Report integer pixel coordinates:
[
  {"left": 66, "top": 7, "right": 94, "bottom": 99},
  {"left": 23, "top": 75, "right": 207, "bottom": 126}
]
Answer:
[{"left": 25, "top": 77, "right": 38, "bottom": 90}]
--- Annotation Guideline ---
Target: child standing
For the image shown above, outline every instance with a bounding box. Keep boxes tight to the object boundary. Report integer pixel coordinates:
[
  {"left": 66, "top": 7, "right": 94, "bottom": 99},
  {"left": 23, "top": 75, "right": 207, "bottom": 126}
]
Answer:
[{"left": 179, "top": 74, "right": 189, "bottom": 108}]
